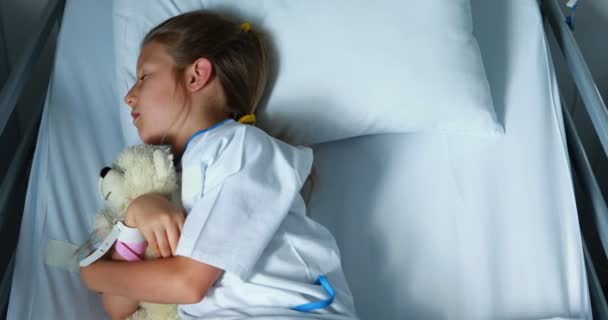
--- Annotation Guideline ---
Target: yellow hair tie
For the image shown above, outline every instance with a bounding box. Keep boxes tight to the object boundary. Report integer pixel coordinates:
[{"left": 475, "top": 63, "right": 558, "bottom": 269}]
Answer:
[
  {"left": 238, "top": 114, "right": 256, "bottom": 125},
  {"left": 240, "top": 22, "right": 251, "bottom": 32}
]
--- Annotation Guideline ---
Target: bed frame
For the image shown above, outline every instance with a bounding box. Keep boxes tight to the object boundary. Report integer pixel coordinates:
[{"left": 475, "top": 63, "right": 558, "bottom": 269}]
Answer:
[
  {"left": 541, "top": 0, "right": 608, "bottom": 317},
  {"left": 0, "top": 0, "right": 65, "bottom": 316},
  {"left": 0, "top": 0, "right": 606, "bottom": 317}
]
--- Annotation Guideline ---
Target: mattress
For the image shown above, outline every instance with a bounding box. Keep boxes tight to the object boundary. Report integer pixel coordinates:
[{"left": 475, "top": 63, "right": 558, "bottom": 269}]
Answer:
[
  {"left": 7, "top": 0, "right": 122, "bottom": 319},
  {"left": 6, "top": 0, "right": 591, "bottom": 319},
  {"left": 308, "top": 0, "right": 590, "bottom": 319}
]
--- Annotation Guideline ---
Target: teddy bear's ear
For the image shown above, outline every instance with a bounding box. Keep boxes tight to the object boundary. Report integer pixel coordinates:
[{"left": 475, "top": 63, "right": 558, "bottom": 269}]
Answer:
[{"left": 153, "top": 148, "right": 173, "bottom": 181}]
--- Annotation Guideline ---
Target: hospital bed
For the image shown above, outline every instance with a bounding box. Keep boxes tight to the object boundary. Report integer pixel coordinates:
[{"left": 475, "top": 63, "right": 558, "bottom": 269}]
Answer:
[{"left": 0, "top": 0, "right": 606, "bottom": 319}]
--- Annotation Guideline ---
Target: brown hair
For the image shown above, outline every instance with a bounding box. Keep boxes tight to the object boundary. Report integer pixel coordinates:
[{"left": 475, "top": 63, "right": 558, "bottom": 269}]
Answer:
[
  {"left": 143, "top": 11, "right": 317, "bottom": 206},
  {"left": 142, "top": 10, "right": 270, "bottom": 121}
]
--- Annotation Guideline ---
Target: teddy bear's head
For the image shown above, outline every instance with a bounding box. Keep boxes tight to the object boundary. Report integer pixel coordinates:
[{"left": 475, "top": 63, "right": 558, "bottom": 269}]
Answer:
[{"left": 98, "top": 145, "right": 179, "bottom": 213}]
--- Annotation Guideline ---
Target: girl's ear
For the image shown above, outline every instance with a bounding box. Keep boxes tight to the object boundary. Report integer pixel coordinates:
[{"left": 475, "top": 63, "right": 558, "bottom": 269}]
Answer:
[{"left": 186, "top": 57, "right": 213, "bottom": 93}]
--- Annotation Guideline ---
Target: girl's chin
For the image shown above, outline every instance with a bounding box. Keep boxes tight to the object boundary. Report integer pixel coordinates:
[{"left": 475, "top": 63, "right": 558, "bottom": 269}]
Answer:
[
  {"left": 136, "top": 129, "right": 152, "bottom": 144},
  {"left": 139, "top": 132, "right": 165, "bottom": 145}
]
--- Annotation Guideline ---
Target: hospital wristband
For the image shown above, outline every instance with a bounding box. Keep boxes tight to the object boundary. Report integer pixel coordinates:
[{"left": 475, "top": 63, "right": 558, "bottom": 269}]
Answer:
[
  {"left": 115, "top": 224, "right": 147, "bottom": 261},
  {"left": 117, "top": 223, "right": 145, "bottom": 243}
]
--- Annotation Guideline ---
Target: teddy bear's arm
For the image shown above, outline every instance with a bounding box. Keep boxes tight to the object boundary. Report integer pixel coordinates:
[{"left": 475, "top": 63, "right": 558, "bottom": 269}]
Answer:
[{"left": 93, "top": 207, "right": 120, "bottom": 240}]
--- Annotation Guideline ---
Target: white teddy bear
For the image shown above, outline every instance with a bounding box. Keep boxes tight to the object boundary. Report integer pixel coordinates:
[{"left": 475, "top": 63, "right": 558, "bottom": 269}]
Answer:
[{"left": 92, "top": 144, "right": 181, "bottom": 320}]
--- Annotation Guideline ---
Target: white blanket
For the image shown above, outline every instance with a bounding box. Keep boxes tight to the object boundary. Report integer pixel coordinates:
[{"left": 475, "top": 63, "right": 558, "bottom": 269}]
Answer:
[{"left": 308, "top": 0, "right": 590, "bottom": 319}]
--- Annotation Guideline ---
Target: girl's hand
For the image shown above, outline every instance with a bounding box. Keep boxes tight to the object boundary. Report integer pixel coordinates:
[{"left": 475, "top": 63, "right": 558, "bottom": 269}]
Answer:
[{"left": 125, "top": 193, "right": 185, "bottom": 258}]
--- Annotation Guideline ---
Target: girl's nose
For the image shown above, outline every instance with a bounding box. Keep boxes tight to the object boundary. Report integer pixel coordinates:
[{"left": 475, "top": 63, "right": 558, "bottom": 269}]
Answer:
[{"left": 124, "top": 88, "right": 137, "bottom": 108}]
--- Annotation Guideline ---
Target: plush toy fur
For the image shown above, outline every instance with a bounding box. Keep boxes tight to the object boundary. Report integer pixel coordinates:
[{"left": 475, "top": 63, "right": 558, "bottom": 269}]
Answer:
[{"left": 93, "top": 144, "right": 181, "bottom": 320}]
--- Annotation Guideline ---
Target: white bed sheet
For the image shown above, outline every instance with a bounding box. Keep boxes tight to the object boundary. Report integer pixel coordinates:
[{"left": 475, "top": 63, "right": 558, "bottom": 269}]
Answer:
[
  {"left": 308, "top": 0, "right": 591, "bottom": 319},
  {"left": 6, "top": 0, "right": 591, "bottom": 320},
  {"left": 7, "top": 0, "right": 123, "bottom": 319}
]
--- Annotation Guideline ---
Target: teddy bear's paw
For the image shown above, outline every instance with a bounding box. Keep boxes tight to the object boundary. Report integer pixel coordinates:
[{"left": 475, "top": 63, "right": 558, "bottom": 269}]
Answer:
[
  {"left": 93, "top": 213, "right": 113, "bottom": 240},
  {"left": 144, "top": 247, "right": 158, "bottom": 260},
  {"left": 125, "top": 307, "right": 148, "bottom": 320},
  {"left": 139, "top": 302, "right": 179, "bottom": 320}
]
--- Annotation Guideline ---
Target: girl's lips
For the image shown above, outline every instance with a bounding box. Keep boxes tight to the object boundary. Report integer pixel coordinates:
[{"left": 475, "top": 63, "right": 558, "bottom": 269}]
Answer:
[{"left": 131, "top": 112, "right": 140, "bottom": 121}]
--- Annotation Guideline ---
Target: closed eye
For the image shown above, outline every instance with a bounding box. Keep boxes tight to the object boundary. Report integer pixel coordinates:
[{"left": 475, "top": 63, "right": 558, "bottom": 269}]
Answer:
[{"left": 104, "top": 191, "right": 112, "bottom": 200}]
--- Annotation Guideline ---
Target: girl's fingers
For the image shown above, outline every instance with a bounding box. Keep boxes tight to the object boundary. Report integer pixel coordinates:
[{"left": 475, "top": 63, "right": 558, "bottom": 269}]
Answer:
[
  {"left": 155, "top": 230, "right": 171, "bottom": 258},
  {"left": 166, "top": 225, "right": 180, "bottom": 255},
  {"left": 177, "top": 214, "right": 185, "bottom": 233}
]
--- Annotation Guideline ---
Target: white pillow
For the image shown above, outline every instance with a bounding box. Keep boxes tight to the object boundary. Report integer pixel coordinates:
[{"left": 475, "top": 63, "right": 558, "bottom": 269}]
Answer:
[{"left": 114, "top": 0, "right": 502, "bottom": 146}]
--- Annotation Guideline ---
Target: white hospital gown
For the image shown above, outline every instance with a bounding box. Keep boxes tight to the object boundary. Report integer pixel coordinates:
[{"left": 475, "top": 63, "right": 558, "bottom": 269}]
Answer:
[{"left": 175, "top": 119, "right": 358, "bottom": 319}]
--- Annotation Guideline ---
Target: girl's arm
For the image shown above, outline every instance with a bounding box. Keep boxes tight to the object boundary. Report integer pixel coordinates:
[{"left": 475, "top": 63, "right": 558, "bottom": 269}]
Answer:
[
  {"left": 81, "top": 192, "right": 210, "bottom": 307},
  {"left": 102, "top": 294, "right": 139, "bottom": 320},
  {"left": 80, "top": 256, "right": 222, "bottom": 304},
  {"left": 98, "top": 249, "right": 140, "bottom": 319}
]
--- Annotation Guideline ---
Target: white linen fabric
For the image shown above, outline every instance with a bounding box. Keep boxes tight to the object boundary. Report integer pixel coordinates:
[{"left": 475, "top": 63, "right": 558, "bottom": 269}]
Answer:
[
  {"left": 6, "top": 0, "right": 590, "bottom": 319},
  {"left": 113, "top": 0, "right": 501, "bottom": 146},
  {"left": 307, "top": 0, "right": 591, "bottom": 319}
]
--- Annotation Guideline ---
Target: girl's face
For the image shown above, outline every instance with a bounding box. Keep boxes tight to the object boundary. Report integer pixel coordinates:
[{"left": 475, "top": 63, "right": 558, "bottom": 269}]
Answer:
[{"left": 124, "top": 41, "right": 186, "bottom": 144}]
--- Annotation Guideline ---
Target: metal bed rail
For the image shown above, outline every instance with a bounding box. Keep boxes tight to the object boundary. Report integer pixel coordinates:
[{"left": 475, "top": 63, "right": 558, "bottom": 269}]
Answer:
[
  {"left": 542, "top": 0, "right": 608, "bottom": 317},
  {"left": 543, "top": 0, "right": 608, "bottom": 158},
  {"left": 0, "top": 0, "right": 64, "bottom": 136},
  {"left": 0, "top": 0, "right": 65, "bottom": 314},
  {"left": 565, "top": 104, "right": 608, "bottom": 318}
]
